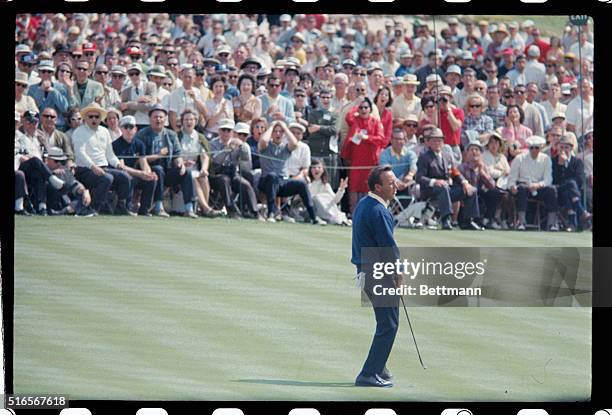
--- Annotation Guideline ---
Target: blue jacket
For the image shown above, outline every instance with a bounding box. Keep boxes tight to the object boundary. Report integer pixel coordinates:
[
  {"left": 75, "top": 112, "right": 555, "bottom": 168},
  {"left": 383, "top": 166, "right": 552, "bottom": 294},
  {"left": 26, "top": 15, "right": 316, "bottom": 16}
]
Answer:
[
  {"left": 28, "top": 82, "right": 71, "bottom": 128},
  {"left": 260, "top": 94, "right": 295, "bottom": 124},
  {"left": 135, "top": 126, "right": 182, "bottom": 170},
  {"left": 351, "top": 195, "right": 398, "bottom": 272}
]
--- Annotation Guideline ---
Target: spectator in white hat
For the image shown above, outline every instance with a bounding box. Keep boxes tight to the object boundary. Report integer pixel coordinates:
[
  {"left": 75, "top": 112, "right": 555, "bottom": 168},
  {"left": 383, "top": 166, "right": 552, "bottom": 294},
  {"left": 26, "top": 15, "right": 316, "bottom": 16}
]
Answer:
[
  {"left": 508, "top": 135, "right": 559, "bottom": 231},
  {"left": 524, "top": 45, "right": 546, "bottom": 87},
  {"left": 120, "top": 63, "right": 157, "bottom": 130},
  {"left": 391, "top": 74, "right": 421, "bottom": 120},
  {"left": 27, "top": 60, "right": 74, "bottom": 130},
  {"left": 286, "top": 122, "right": 311, "bottom": 181},
  {"left": 15, "top": 71, "right": 39, "bottom": 116},
  {"left": 331, "top": 73, "right": 349, "bottom": 115}
]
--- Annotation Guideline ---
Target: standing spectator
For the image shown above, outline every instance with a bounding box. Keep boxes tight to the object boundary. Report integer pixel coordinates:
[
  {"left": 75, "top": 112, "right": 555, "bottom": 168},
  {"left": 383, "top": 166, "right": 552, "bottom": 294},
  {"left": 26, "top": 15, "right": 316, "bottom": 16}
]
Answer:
[
  {"left": 569, "top": 31, "right": 594, "bottom": 63},
  {"left": 415, "top": 49, "right": 444, "bottom": 93},
  {"left": 374, "top": 86, "right": 393, "bottom": 145},
  {"left": 391, "top": 74, "right": 421, "bottom": 120},
  {"left": 204, "top": 75, "right": 234, "bottom": 137},
  {"left": 438, "top": 86, "right": 464, "bottom": 163},
  {"left": 524, "top": 28, "right": 550, "bottom": 64},
  {"left": 121, "top": 63, "right": 157, "bottom": 130},
  {"left": 306, "top": 88, "right": 339, "bottom": 187},
  {"left": 444, "top": 65, "right": 462, "bottom": 97},
  {"left": 111, "top": 115, "right": 159, "bottom": 216},
  {"left": 331, "top": 73, "right": 349, "bottom": 114},
  {"left": 70, "top": 60, "right": 105, "bottom": 108},
  {"left": 454, "top": 67, "right": 477, "bottom": 109},
  {"left": 461, "top": 94, "right": 494, "bottom": 144},
  {"left": 484, "top": 84, "right": 507, "bottom": 129},
  {"left": 526, "top": 82, "right": 550, "bottom": 131},
  {"left": 136, "top": 104, "right": 198, "bottom": 218},
  {"left": 27, "top": 60, "right": 72, "bottom": 130},
  {"left": 260, "top": 75, "right": 295, "bottom": 124},
  {"left": 565, "top": 78, "right": 593, "bottom": 136},
  {"left": 506, "top": 55, "right": 528, "bottom": 87},
  {"left": 15, "top": 72, "right": 39, "bottom": 116},
  {"left": 501, "top": 104, "right": 532, "bottom": 158},
  {"left": 524, "top": 45, "right": 546, "bottom": 87},
  {"left": 513, "top": 84, "right": 544, "bottom": 136},
  {"left": 340, "top": 97, "right": 387, "bottom": 213},
  {"left": 72, "top": 103, "right": 135, "bottom": 216},
  {"left": 507, "top": 135, "right": 558, "bottom": 231},
  {"left": 233, "top": 74, "right": 262, "bottom": 124},
  {"left": 167, "top": 66, "right": 207, "bottom": 132},
  {"left": 94, "top": 64, "right": 121, "bottom": 110}
]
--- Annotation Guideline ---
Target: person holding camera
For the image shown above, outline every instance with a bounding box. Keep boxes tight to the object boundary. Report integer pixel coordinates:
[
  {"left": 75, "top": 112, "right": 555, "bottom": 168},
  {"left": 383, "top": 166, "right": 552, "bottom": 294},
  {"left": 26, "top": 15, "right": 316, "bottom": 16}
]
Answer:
[{"left": 437, "top": 86, "right": 464, "bottom": 164}]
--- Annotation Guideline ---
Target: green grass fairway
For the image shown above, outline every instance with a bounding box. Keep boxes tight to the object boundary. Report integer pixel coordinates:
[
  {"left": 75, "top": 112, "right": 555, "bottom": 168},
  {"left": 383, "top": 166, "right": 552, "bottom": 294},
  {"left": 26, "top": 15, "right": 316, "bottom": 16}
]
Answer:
[{"left": 13, "top": 217, "right": 591, "bottom": 401}]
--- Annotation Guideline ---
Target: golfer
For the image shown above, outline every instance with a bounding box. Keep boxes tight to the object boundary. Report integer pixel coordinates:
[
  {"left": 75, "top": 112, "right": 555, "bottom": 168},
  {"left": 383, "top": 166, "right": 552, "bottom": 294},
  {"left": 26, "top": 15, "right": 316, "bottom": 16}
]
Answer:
[{"left": 352, "top": 165, "right": 400, "bottom": 388}]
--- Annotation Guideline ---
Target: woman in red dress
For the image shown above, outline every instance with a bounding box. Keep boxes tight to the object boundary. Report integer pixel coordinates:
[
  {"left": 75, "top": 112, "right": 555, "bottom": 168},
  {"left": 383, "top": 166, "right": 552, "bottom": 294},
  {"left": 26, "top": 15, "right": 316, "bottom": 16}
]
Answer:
[{"left": 340, "top": 97, "right": 388, "bottom": 213}]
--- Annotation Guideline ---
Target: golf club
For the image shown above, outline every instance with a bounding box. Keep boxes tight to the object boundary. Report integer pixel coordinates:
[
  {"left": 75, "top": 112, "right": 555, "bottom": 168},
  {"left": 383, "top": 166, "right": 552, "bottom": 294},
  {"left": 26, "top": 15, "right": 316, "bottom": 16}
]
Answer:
[{"left": 400, "top": 295, "right": 427, "bottom": 370}]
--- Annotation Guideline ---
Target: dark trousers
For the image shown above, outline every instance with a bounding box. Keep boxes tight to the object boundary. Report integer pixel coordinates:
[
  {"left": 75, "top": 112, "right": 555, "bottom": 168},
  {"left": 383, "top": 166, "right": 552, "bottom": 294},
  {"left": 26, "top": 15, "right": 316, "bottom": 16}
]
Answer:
[
  {"left": 19, "top": 157, "right": 53, "bottom": 206},
  {"left": 151, "top": 165, "right": 195, "bottom": 204},
  {"left": 210, "top": 173, "right": 258, "bottom": 213},
  {"left": 515, "top": 185, "right": 558, "bottom": 214},
  {"left": 75, "top": 166, "right": 130, "bottom": 211},
  {"left": 360, "top": 271, "right": 400, "bottom": 377},
  {"left": 129, "top": 175, "right": 157, "bottom": 215},
  {"left": 479, "top": 188, "right": 503, "bottom": 220},
  {"left": 424, "top": 184, "right": 479, "bottom": 220},
  {"left": 258, "top": 172, "right": 316, "bottom": 220},
  {"left": 15, "top": 170, "right": 27, "bottom": 200},
  {"left": 557, "top": 180, "right": 586, "bottom": 227}
]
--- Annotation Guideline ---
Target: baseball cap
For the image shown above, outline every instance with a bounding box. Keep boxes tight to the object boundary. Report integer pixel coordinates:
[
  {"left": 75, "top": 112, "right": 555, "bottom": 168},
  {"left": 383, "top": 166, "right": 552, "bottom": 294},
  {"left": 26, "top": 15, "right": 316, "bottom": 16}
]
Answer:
[
  {"left": 218, "top": 118, "right": 236, "bottom": 130},
  {"left": 119, "top": 115, "right": 137, "bottom": 127}
]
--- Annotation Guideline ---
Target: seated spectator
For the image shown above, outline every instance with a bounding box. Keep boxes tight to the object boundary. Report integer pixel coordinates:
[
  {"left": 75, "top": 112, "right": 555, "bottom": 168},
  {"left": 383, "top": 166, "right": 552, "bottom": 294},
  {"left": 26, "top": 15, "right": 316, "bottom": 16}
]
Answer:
[
  {"left": 65, "top": 108, "right": 83, "bottom": 142},
  {"left": 105, "top": 108, "right": 123, "bottom": 141},
  {"left": 112, "top": 115, "right": 159, "bottom": 216},
  {"left": 308, "top": 159, "right": 350, "bottom": 225},
  {"left": 482, "top": 132, "right": 512, "bottom": 228},
  {"left": 135, "top": 104, "right": 198, "bottom": 218},
  {"left": 258, "top": 120, "right": 320, "bottom": 224},
  {"left": 416, "top": 128, "right": 481, "bottom": 230},
  {"left": 209, "top": 118, "right": 260, "bottom": 219},
  {"left": 507, "top": 135, "right": 559, "bottom": 231},
  {"left": 178, "top": 109, "right": 223, "bottom": 218},
  {"left": 379, "top": 128, "right": 417, "bottom": 197},
  {"left": 72, "top": 103, "right": 135, "bottom": 216},
  {"left": 286, "top": 123, "right": 311, "bottom": 181},
  {"left": 577, "top": 130, "right": 593, "bottom": 212},
  {"left": 460, "top": 140, "right": 502, "bottom": 229},
  {"left": 552, "top": 135, "right": 591, "bottom": 231},
  {"left": 44, "top": 147, "right": 94, "bottom": 216}
]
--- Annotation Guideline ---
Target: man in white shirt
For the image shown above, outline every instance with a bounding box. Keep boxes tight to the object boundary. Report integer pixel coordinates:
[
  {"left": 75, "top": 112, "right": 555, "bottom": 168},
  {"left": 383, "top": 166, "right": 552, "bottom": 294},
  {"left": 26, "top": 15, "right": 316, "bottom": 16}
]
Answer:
[
  {"left": 72, "top": 103, "right": 135, "bottom": 215},
  {"left": 524, "top": 45, "right": 546, "bottom": 87},
  {"left": 508, "top": 135, "right": 558, "bottom": 231},
  {"left": 391, "top": 74, "right": 421, "bottom": 120},
  {"left": 286, "top": 123, "right": 311, "bottom": 181},
  {"left": 569, "top": 31, "right": 594, "bottom": 63},
  {"left": 565, "top": 78, "right": 594, "bottom": 136},
  {"left": 167, "top": 65, "right": 207, "bottom": 132}
]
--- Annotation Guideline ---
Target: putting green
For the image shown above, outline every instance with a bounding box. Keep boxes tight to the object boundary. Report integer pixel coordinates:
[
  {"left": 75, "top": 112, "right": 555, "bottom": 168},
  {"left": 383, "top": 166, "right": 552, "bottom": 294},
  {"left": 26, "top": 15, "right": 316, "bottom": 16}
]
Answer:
[{"left": 13, "top": 217, "right": 591, "bottom": 401}]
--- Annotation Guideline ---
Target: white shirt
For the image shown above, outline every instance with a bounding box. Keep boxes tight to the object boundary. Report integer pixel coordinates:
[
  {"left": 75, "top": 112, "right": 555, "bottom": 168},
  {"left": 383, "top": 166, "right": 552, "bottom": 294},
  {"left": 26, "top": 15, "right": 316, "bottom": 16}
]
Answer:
[
  {"left": 168, "top": 86, "right": 204, "bottom": 120},
  {"left": 508, "top": 151, "right": 552, "bottom": 188},
  {"left": 524, "top": 60, "right": 546, "bottom": 87},
  {"left": 542, "top": 100, "right": 567, "bottom": 121},
  {"left": 204, "top": 97, "right": 234, "bottom": 134},
  {"left": 565, "top": 96, "right": 594, "bottom": 135},
  {"left": 72, "top": 124, "right": 119, "bottom": 168},
  {"left": 286, "top": 141, "right": 311, "bottom": 177},
  {"left": 570, "top": 41, "right": 594, "bottom": 62},
  {"left": 129, "top": 81, "right": 151, "bottom": 125}
]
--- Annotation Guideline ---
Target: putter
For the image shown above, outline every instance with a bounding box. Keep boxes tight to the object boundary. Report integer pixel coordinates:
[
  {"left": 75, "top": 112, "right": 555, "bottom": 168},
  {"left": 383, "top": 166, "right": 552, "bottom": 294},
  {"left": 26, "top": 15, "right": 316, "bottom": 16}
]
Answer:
[{"left": 400, "top": 296, "right": 427, "bottom": 370}]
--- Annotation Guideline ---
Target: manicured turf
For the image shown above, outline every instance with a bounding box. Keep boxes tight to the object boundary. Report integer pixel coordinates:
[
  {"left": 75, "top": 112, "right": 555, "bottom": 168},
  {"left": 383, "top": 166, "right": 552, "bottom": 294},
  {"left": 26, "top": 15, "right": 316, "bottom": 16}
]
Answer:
[{"left": 13, "top": 217, "right": 591, "bottom": 401}]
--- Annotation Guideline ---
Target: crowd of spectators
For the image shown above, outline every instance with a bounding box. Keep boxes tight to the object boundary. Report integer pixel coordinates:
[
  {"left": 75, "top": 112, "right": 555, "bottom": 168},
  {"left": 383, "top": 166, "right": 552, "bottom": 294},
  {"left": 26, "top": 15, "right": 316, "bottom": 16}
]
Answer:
[{"left": 14, "top": 13, "right": 594, "bottom": 230}]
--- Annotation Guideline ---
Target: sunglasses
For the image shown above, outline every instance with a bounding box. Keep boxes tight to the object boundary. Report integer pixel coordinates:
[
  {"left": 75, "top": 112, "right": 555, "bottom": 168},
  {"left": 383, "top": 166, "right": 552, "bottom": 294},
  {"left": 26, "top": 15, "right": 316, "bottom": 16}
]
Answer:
[
  {"left": 42, "top": 114, "right": 57, "bottom": 119},
  {"left": 163, "top": 83, "right": 172, "bottom": 87},
  {"left": 353, "top": 73, "right": 366, "bottom": 77},
  {"left": 503, "top": 94, "right": 513, "bottom": 99},
  {"left": 122, "top": 124, "right": 136, "bottom": 129},
  {"left": 425, "top": 104, "right": 436, "bottom": 109},
  {"left": 96, "top": 71, "right": 109, "bottom": 75},
  {"left": 219, "top": 128, "right": 232, "bottom": 132},
  {"left": 229, "top": 75, "right": 238, "bottom": 79},
  {"left": 128, "top": 72, "right": 140, "bottom": 77},
  {"left": 514, "top": 90, "right": 526, "bottom": 95},
  {"left": 112, "top": 74, "right": 125, "bottom": 78},
  {"left": 16, "top": 83, "right": 27, "bottom": 88},
  {"left": 529, "top": 146, "right": 541, "bottom": 150},
  {"left": 162, "top": 50, "right": 175, "bottom": 54},
  {"left": 469, "top": 104, "right": 482, "bottom": 108},
  {"left": 22, "top": 63, "right": 34, "bottom": 67},
  {"left": 219, "top": 53, "right": 230, "bottom": 57},
  {"left": 295, "top": 94, "right": 306, "bottom": 98},
  {"left": 88, "top": 115, "right": 101, "bottom": 120},
  {"left": 84, "top": 52, "right": 95, "bottom": 57},
  {"left": 320, "top": 96, "right": 332, "bottom": 100},
  {"left": 40, "top": 70, "right": 54, "bottom": 74},
  {"left": 76, "top": 67, "right": 89, "bottom": 72},
  {"left": 268, "top": 84, "right": 281, "bottom": 88},
  {"left": 59, "top": 69, "right": 72, "bottom": 74},
  {"left": 405, "top": 123, "right": 418, "bottom": 128}
]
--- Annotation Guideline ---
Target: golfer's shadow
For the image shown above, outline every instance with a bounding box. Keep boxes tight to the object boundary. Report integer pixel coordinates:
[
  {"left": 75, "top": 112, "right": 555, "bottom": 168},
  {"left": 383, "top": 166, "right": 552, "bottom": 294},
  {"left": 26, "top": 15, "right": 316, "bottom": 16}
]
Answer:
[{"left": 234, "top": 379, "right": 354, "bottom": 388}]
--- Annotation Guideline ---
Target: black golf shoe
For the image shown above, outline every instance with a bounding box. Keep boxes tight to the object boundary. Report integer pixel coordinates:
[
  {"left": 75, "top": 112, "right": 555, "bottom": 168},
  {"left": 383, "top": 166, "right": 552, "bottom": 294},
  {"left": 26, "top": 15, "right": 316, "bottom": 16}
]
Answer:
[{"left": 355, "top": 373, "right": 393, "bottom": 387}]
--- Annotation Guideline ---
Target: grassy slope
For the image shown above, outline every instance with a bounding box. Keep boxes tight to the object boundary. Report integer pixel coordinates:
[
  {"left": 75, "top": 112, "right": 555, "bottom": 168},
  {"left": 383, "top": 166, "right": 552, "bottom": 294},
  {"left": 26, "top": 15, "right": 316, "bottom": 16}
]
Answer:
[{"left": 13, "top": 217, "right": 591, "bottom": 401}]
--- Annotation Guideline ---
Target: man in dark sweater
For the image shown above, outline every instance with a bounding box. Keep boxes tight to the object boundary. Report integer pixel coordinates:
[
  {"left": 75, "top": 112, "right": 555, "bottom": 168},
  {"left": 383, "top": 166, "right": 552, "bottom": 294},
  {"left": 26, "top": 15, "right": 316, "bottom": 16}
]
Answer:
[{"left": 351, "top": 165, "right": 400, "bottom": 388}]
